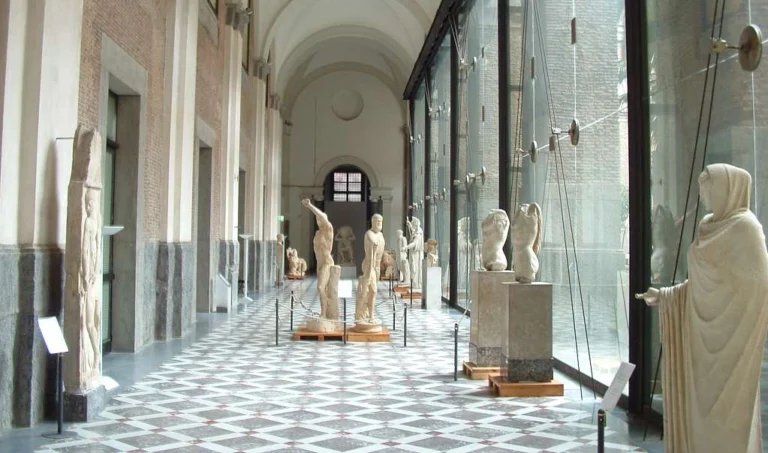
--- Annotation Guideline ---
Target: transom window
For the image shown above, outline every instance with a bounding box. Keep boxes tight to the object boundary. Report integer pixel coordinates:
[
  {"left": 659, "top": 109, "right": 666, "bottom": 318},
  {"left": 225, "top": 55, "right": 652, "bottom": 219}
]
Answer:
[{"left": 332, "top": 171, "right": 363, "bottom": 202}]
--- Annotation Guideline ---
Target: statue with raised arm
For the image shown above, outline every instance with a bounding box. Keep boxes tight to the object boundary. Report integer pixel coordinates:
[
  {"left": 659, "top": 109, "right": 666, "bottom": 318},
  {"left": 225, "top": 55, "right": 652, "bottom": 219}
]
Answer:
[
  {"left": 354, "top": 214, "right": 385, "bottom": 332},
  {"left": 405, "top": 217, "right": 424, "bottom": 290},
  {"left": 636, "top": 164, "right": 768, "bottom": 453},
  {"left": 302, "top": 199, "right": 340, "bottom": 323},
  {"left": 511, "top": 203, "right": 542, "bottom": 283}
]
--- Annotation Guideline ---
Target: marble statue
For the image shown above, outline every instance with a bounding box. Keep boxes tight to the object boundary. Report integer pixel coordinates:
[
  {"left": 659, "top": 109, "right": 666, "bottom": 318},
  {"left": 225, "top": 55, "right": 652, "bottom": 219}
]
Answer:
[
  {"left": 302, "top": 199, "right": 340, "bottom": 323},
  {"left": 286, "top": 247, "right": 306, "bottom": 279},
  {"left": 511, "top": 203, "right": 542, "bottom": 283},
  {"left": 380, "top": 250, "right": 395, "bottom": 280},
  {"left": 354, "top": 214, "right": 385, "bottom": 332},
  {"left": 650, "top": 205, "right": 676, "bottom": 284},
  {"left": 405, "top": 217, "right": 424, "bottom": 290},
  {"left": 636, "top": 164, "right": 768, "bottom": 453},
  {"left": 276, "top": 234, "right": 285, "bottom": 285},
  {"left": 334, "top": 225, "right": 356, "bottom": 265},
  {"left": 396, "top": 229, "right": 410, "bottom": 284},
  {"left": 425, "top": 239, "right": 439, "bottom": 267},
  {"left": 481, "top": 209, "right": 510, "bottom": 271},
  {"left": 63, "top": 126, "right": 103, "bottom": 393}
]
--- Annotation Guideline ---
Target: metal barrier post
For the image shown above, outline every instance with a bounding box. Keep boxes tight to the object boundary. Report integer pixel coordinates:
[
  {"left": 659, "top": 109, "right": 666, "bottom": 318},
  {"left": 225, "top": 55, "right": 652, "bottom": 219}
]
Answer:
[
  {"left": 597, "top": 409, "right": 606, "bottom": 453},
  {"left": 454, "top": 323, "right": 459, "bottom": 381}
]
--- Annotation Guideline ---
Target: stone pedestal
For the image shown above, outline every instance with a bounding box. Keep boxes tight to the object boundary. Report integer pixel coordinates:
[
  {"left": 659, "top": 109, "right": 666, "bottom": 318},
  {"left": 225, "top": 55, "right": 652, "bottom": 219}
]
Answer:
[
  {"left": 340, "top": 265, "right": 357, "bottom": 279},
  {"left": 469, "top": 271, "right": 515, "bottom": 367},
  {"left": 423, "top": 264, "right": 442, "bottom": 310},
  {"left": 502, "top": 282, "right": 553, "bottom": 382}
]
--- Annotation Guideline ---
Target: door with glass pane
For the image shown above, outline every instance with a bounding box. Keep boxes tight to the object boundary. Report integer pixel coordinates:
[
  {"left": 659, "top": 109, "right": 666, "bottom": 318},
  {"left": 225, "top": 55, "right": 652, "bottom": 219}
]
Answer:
[{"left": 102, "top": 92, "right": 117, "bottom": 354}]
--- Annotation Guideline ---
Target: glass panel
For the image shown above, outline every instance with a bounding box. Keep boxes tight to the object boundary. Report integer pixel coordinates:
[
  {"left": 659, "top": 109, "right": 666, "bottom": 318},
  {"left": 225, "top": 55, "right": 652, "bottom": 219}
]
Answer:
[
  {"left": 348, "top": 182, "right": 362, "bottom": 192},
  {"left": 106, "top": 93, "right": 117, "bottom": 142},
  {"left": 348, "top": 194, "right": 362, "bottom": 202},
  {"left": 334, "top": 172, "right": 347, "bottom": 182},
  {"left": 645, "top": 0, "right": 767, "bottom": 419},
  {"left": 428, "top": 35, "right": 452, "bottom": 300},
  {"left": 457, "top": 0, "right": 500, "bottom": 310},
  {"left": 349, "top": 172, "right": 362, "bottom": 183},
  {"left": 333, "top": 182, "right": 347, "bottom": 192},
  {"left": 333, "top": 193, "right": 347, "bottom": 202},
  {"left": 412, "top": 83, "right": 426, "bottom": 220},
  {"left": 508, "top": 0, "right": 628, "bottom": 389}
]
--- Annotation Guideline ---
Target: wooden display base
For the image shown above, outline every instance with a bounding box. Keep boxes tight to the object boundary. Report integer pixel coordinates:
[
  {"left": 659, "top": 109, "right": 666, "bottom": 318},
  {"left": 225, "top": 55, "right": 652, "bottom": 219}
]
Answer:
[
  {"left": 394, "top": 286, "right": 422, "bottom": 299},
  {"left": 462, "top": 361, "right": 501, "bottom": 380},
  {"left": 488, "top": 375, "right": 564, "bottom": 397},
  {"left": 346, "top": 326, "right": 391, "bottom": 343},
  {"left": 292, "top": 327, "right": 343, "bottom": 341},
  {"left": 286, "top": 275, "right": 305, "bottom": 280}
]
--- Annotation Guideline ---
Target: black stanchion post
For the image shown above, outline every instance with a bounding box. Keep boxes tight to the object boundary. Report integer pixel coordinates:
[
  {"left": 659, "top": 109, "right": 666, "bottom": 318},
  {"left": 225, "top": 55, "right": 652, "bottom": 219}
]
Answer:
[
  {"left": 597, "top": 409, "right": 606, "bottom": 453},
  {"left": 343, "top": 298, "right": 347, "bottom": 345},
  {"left": 392, "top": 299, "right": 396, "bottom": 331},
  {"left": 403, "top": 304, "right": 408, "bottom": 347},
  {"left": 454, "top": 323, "right": 459, "bottom": 381},
  {"left": 56, "top": 352, "right": 63, "bottom": 434},
  {"left": 274, "top": 298, "right": 279, "bottom": 346},
  {"left": 290, "top": 291, "right": 294, "bottom": 331}
]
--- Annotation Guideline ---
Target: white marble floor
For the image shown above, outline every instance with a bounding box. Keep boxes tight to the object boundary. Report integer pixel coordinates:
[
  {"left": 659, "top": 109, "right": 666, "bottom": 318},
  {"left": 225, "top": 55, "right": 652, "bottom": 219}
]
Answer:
[{"left": 30, "top": 278, "right": 656, "bottom": 453}]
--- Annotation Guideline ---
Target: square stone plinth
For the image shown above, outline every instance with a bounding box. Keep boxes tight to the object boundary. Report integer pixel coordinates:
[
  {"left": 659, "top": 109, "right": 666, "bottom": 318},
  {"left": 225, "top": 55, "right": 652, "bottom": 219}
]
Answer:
[
  {"left": 469, "top": 271, "right": 515, "bottom": 367},
  {"left": 423, "top": 266, "right": 442, "bottom": 310},
  {"left": 503, "top": 282, "right": 553, "bottom": 382}
]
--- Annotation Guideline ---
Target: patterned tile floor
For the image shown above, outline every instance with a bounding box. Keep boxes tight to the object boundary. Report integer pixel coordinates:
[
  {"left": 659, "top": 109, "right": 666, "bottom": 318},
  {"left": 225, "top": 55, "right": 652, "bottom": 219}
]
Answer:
[{"left": 27, "top": 278, "right": 658, "bottom": 453}]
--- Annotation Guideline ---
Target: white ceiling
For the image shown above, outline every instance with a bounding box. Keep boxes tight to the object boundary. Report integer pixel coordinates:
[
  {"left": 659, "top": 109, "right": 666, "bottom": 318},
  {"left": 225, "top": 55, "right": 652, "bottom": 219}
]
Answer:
[{"left": 256, "top": 0, "right": 440, "bottom": 109}]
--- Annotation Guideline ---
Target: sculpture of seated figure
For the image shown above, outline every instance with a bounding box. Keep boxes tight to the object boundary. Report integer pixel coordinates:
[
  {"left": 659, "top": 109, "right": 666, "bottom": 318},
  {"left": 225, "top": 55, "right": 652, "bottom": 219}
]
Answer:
[
  {"left": 636, "top": 164, "right": 768, "bottom": 453},
  {"left": 286, "top": 247, "right": 307, "bottom": 279}
]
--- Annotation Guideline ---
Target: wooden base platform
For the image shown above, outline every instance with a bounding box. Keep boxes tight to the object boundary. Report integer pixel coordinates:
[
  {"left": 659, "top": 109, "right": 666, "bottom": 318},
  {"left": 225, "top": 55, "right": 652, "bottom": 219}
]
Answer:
[
  {"left": 462, "top": 361, "right": 501, "bottom": 380},
  {"left": 394, "top": 286, "right": 422, "bottom": 299},
  {"left": 488, "top": 375, "right": 564, "bottom": 397},
  {"left": 292, "top": 327, "right": 343, "bottom": 341},
  {"left": 286, "top": 275, "right": 305, "bottom": 280},
  {"left": 347, "top": 326, "right": 391, "bottom": 343}
]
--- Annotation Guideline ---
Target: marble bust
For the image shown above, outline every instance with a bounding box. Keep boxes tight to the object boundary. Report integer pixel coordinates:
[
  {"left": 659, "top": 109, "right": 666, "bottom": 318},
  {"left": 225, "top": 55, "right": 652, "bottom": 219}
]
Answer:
[
  {"left": 636, "top": 164, "right": 768, "bottom": 453},
  {"left": 511, "top": 203, "right": 542, "bottom": 283},
  {"left": 425, "top": 239, "right": 439, "bottom": 267},
  {"left": 481, "top": 209, "right": 510, "bottom": 271},
  {"left": 396, "top": 229, "right": 410, "bottom": 284},
  {"left": 355, "top": 214, "right": 385, "bottom": 332},
  {"left": 405, "top": 217, "right": 424, "bottom": 290},
  {"left": 334, "top": 225, "right": 355, "bottom": 266}
]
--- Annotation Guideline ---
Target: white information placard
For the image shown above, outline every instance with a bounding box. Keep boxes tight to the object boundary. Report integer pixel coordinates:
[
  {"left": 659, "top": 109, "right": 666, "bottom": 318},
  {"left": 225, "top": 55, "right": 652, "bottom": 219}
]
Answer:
[
  {"left": 600, "top": 361, "right": 636, "bottom": 412},
  {"left": 338, "top": 280, "right": 353, "bottom": 298},
  {"left": 38, "top": 317, "right": 68, "bottom": 354}
]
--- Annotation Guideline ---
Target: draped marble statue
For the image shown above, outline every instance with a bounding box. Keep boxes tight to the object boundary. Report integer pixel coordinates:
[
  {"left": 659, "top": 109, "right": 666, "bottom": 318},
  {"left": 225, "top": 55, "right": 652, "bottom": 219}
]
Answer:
[
  {"left": 425, "top": 239, "right": 439, "bottom": 267},
  {"left": 396, "top": 229, "right": 410, "bottom": 284},
  {"left": 276, "top": 234, "right": 286, "bottom": 285},
  {"left": 481, "top": 209, "right": 510, "bottom": 271},
  {"left": 511, "top": 203, "right": 542, "bottom": 283},
  {"left": 636, "top": 164, "right": 768, "bottom": 453},
  {"left": 405, "top": 217, "right": 424, "bottom": 290},
  {"left": 354, "top": 214, "right": 385, "bottom": 332},
  {"left": 64, "top": 126, "right": 103, "bottom": 393},
  {"left": 335, "top": 225, "right": 356, "bottom": 266},
  {"left": 302, "top": 199, "right": 341, "bottom": 329}
]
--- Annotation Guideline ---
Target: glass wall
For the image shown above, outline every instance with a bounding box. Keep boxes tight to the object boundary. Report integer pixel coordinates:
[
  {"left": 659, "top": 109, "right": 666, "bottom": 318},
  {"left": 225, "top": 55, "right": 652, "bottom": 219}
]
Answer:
[
  {"left": 644, "top": 0, "right": 768, "bottom": 420},
  {"left": 456, "top": 0, "right": 500, "bottom": 309},
  {"left": 427, "top": 36, "right": 452, "bottom": 299},
  {"left": 412, "top": 82, "right": 426, "bottom": 222},
  {"left": 508, "top": 0, "right": 629, "bottom": 388}
]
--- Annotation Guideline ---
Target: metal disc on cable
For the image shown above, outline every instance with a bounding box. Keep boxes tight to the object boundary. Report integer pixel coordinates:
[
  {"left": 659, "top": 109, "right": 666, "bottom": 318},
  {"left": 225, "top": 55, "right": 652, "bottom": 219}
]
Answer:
[
  {"left": 529, "top": 140, "right": 538, "bottom": 163},
  {"left": 739, "top": 24, "right": 762, "bottom": 72}
]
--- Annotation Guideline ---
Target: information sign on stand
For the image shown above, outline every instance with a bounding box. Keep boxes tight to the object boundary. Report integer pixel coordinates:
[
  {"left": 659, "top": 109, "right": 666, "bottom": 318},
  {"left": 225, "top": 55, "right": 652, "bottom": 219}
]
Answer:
[
  {"left": 600, "top": 362, "right": 636, "bottom": 412},
  {"left": 38, "top": 317, "right": 77, "bottom": 439},
  {"left": 338, "top": 280, "right": 353, "bottom": 298}
]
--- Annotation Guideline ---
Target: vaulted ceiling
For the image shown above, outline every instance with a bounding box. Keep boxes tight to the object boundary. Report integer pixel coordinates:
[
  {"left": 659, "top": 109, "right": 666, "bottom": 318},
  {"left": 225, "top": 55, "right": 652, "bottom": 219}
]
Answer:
[{"left": 256, "top": 0, "right": 440, "bottom": 116}]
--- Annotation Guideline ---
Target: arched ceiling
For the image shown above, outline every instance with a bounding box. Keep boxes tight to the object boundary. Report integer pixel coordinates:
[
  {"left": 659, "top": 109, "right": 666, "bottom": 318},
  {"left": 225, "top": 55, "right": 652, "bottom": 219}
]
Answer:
[{"left": 260, "top": 0, "right": 440, "bottom": 107}]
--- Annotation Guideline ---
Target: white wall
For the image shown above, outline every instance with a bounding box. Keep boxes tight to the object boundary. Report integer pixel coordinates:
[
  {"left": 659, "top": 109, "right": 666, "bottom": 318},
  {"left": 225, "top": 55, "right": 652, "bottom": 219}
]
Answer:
[{"left": 283, "top": 70, "right": 404, "bottom": 260}]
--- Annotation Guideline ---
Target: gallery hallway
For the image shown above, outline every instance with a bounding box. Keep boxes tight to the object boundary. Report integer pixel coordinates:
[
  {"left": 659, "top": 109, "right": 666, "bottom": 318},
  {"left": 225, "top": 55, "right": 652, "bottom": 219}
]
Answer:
[{"left": 4, "top": 279, "right": 658, "bottom": 453}]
